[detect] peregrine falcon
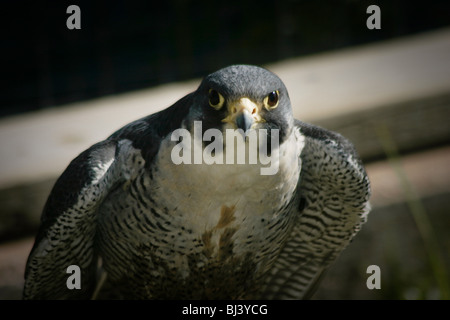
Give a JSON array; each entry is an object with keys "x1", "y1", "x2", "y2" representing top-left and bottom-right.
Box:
[{"x1": 23, "y1": 65, "x2": 371, "y2": 299}]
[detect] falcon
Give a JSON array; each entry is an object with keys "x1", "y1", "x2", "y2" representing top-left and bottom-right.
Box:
[{"x1": 23, "y1": 65, "x2": 371, "y2": 299}]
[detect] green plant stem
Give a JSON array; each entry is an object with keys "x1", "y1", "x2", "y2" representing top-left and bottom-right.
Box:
[{"x1": 376, "y1": 124, "x2": 449, "y2": 300}]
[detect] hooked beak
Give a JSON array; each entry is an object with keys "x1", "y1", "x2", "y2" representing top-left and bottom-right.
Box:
[
  {"x1": 236, "y1": 111, "x2": 254, "y2": 132},
  {"x1": 222, "y1": 97, "x2": 264, "y2": 132}
]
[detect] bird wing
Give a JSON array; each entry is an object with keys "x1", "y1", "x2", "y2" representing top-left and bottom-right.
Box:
[
  {"x1": 261, "y1": 120, "x2": 371, "y2": 299},
  {"x1": 23, "y1": 94, "x2": 193, "y2": 300},
  {"x1": 22, "y1": 139, "x2": 134, "y2": 299}
]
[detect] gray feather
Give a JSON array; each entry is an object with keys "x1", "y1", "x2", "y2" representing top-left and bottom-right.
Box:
[
  {"x1": 261, "y1": 120, "x2": 371, "y2": 299},
  {"x1": 23, "y1": 65, "x2": 371, "y2": 300}
]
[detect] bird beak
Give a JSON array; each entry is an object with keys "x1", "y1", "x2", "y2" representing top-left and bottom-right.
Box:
[
  {"x1": 236, "y1": 111, "x2": 254, "y2": 132},
  {"x1": 222, "y1": 97, "x2": 264, "y2": 132}
]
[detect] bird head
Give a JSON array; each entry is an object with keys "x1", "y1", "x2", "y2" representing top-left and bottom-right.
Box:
[{"x1": 186, "y1": 65, "x2": 294, "y2": 146}]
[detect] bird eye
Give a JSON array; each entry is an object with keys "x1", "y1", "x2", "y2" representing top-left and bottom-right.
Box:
[
  {"x1": 208, "y1": 89, "x2": 225, "y2": 109},
  {"x1": 264, "y1": 90, "x2": 279, "y2": 110}
]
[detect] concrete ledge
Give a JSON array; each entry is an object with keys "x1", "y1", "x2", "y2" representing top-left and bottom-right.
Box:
[{"x1": 315, "y1": 92, "x2": 450, "y2": 160}]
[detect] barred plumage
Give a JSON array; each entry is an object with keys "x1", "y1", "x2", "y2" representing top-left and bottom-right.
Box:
[{"x1": 23, "y1": 65, "x2": 370, "y2": 299}]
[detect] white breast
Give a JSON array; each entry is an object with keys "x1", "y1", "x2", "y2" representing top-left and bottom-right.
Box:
[{"x1": 151, "y1": 127, "x2": 304, "y2": 238}]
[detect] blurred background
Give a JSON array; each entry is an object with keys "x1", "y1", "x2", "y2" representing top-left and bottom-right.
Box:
[
  {"x1": 2, "y1": 0, "x2": 450, "y2": 116},
  {"x1": 0, "y1": 0, "x2": 449, "y2": 299}
]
